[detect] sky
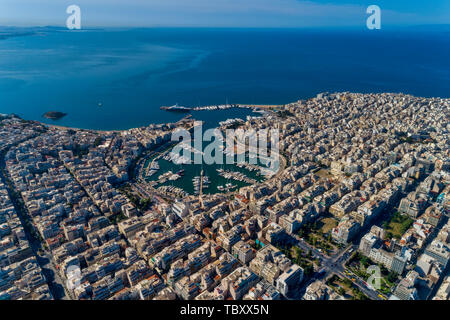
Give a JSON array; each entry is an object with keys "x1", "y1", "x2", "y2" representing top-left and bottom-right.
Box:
[{"x1": 0, "y1": 0, "x2": 449, "y2": 28}]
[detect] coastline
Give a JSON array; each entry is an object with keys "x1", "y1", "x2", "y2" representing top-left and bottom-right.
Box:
[
  {"x1": 39, "y1": 103, "x2": 279, "y2": 133},
  {"x1": 2, "y1": 27, "x2": 449, "y2": 132},
  {"x1": 9, "y1": 90, "x2": 449, "y2": 133},
  {"x1": 44, "y1": 123, "x2": 122, "y2": 134}
]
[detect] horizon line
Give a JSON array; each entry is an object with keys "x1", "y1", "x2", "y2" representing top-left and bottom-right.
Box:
[{"x1": 1, "y1": 23, "x2": 450, "y2": 29}]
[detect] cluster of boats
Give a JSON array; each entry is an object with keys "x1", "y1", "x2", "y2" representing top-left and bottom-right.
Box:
[
  {"x1": 192, "y1": 172, "x2": 210, "y2": 195},
  {"x1": 161, "y1": 103, "x2": 261, "y2": 113},
  {"x1": 157, "y1": 185, "x2": 188, "y2": 198},
  {"x1": 146, "y1": 160, "x2": 160, "y2": 177},
  {"x1": 236, "y1": 162, "x2": 262, "y2": 174},
  {"x1": 141, "y1": 142, "x2": 267, "y2": 196},
  {"x1": 170, "y1": 153, "x2": 192, "y2": 165},
  {"x1": 191, "y1": 104, "x2": 237, "y2": 111},
  {"x1": 216, "y1": 168, "x2": 257, "y2": 184},
  {"x1": 217, "y1": 183, "x2": 237, "y2": 192},
  {"x1": 164, "y1": 148, "x2": 200, "y2": 165},
  {"x1": 219, "y1": 118, "x2": 244, "y2": 127},
  {"x1": 157, "y1": 169, "x2": 184, "y2": 184}
]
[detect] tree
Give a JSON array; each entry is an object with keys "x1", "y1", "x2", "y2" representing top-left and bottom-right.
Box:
[
  {"x1": 294, "y1": 246, "x2": 303, "y2": 258},
  {"x1": 139, "y1": 198, "x2": 153, "y2": 210},
  {"x1": 304, "y1": 263, "x2": 314, "y2": 276},
  {"x1": 387, "y1": 271, "x2": 398, "y2": 283},
  {"x1": 360, "y1": 255, "x2": 369, "y2": 268}
]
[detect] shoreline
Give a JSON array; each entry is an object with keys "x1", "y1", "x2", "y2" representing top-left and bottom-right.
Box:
[
  {"x1": 38, "y1": 104, "x2": 278, "y2": 133},
  {"x1": 12, "y1": 91, "x2": 446, "y2": 133},
  {"x1": 45, "y1": 123, "x2": 122, "y2": 134}
]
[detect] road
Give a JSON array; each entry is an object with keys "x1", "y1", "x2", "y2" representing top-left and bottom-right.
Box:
[
  {"x1": 38, "y1": 251, "x2": 74, "y2": 300},
  {"x1": 0, "y1": 135, "x2": 71, "y2": 300},
  {"x1": 291, "y1": 234, "x2": 387, "y2": 300}
]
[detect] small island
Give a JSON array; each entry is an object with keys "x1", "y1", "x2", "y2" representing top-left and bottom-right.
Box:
[{"x1": 42, "y1": 111, "x2": 67, "y2": 120}]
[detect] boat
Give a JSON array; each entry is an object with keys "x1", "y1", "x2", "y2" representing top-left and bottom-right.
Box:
[
  {"x1": 160, "y1": 103, "x2": 191, "y2": 113},
  {"x1": 150, "y1": 162, "x2": 160, "y2": 170}
]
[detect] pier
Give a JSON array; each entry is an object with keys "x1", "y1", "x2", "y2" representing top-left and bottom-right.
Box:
[{"x1": 160, "y1": 103, "x2": 281, "y2": 113}]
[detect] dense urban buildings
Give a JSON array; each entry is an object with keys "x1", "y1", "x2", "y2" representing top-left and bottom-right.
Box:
[{"x1": 0, "y1": 92, "x2": 449, "y2": 300}]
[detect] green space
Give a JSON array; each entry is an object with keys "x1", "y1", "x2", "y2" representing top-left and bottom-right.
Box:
[
  {"x1": 315, "y1": 168, "x2": 333, "y2": 179},
  {"x1": 118, "y1": 185, "x2": 153, "y2": 211},
  {"x1": 317, "y1": 217, "x2": 338, "y2": 234},
  {"x1": 326, "y1": 274, "x2": 369, "y2": 300},
  {"x1": 347, "y1": 252, "x2": 398, "y2": 295},
  {"x1": 297, "y1": 219, "x2": 339, "y2": 255},
  {"x1": 382, "y1": 211, "x2": 414, "y2": 239}
]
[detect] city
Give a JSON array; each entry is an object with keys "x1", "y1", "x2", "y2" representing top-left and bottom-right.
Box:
[{"x1": 1, "y1": 92, "x2": 448, "y2": 301}]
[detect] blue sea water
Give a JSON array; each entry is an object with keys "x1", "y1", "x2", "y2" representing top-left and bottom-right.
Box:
[{"x1": 0, "y1": 27, "x2": 449, "y2": 130}]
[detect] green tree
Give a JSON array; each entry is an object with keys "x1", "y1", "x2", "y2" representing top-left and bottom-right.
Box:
[
  {"x1": 304, "y1": 263, "x2": 314, "y2": 276},
  {"x1": 294, "y1": 246, "x2": 303, "y2": 259},
  {"x1": 360, "y1": 255, "x2": 369, "y2": 268},
  {"x1": 387, "y1": 271, "x2": 398, "y2": 283}
]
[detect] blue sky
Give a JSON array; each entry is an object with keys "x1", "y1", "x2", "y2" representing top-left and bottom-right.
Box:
[{"x1": 0, "y1": 0, "x2": 448, "y2": 27}]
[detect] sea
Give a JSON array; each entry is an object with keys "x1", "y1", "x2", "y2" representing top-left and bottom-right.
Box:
[{"x1": 0, "y1": 26, "x2": 449, "y2": 131}]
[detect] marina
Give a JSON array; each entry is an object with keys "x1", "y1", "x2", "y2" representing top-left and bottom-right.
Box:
[
  {"x1": 137, "y1": 105, "x2": 273, "y2": 197},
  {"x1": 192, "y1": 170, "x2": 210, "y2": 195},
  {"x1": 140, "y1": 147, "x2": 267, "y2": 196}
]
